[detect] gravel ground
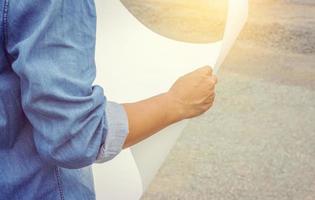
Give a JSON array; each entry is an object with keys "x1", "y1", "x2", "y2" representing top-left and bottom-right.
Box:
[{"x1": 124, "y1": 0, "x2": 315, "y2": 199}]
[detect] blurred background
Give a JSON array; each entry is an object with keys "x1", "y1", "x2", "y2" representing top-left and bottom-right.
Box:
[
  {"x1": 122, "y1": 0, "x2": 228, "y2": 43},
  {"x1": 123, "y1": 0, "x2": 315, "y2": 199}
]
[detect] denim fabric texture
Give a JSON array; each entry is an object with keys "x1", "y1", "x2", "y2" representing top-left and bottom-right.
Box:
[{"x1": 0, "y1": 0, "x2": 129, "y2": 199}]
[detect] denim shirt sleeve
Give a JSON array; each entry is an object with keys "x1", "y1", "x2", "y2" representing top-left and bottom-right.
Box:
[{"x1": 5, "y1": 0, "x2": 129, "y2": 169}]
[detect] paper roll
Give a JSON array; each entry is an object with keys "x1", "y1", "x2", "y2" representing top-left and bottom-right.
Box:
[{"x1": 93, "y1": 0, "x2": 248, "y2": 199}]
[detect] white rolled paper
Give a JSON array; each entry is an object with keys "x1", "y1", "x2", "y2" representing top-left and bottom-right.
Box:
[{"x1": 93, "y1": 0, "x2": 248, "y2": 199}]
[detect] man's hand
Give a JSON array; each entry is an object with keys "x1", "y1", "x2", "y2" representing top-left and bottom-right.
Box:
[{"x1": 167, "y1": 66, "x2": 218, "y2": 120}]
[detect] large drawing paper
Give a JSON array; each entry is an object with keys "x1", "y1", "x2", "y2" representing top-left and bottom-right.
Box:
[
  {"x1": 93, "y1": 0, "x2": 248, "y2": 199},
  {"x1": 214, "y1": 0, "x2": 249, "y2": 72}
]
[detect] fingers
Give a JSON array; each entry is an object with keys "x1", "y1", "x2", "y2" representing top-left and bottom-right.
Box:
[
  {"x1": 198, "y1": 66, "x2": 217, "y2": 85},
  {"x1": 207, "y1": 75, "x2": 218, "y2": 90},
  {"x1": 202, "y1": 95, "x2": 216, "y2": 113},
  {"x1": 205, "y1": 76, "x2": 217, "y2": 104},
  {"x1": 212, "y1": 75, "x2": 218, "y2": 84},
  {"x1": 197, "y1": 66, "x2": 213, "y2": 76},
  {"x1": 205, "y1": 90, "x2": 216, "y2": 103},
  {"x1": 205, "y1": 94, "x2": 215, "y2": 105}
]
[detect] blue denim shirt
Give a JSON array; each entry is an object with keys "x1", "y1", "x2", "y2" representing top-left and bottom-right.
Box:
[{"x1": 0, "y1": 0, "x2": 129, "y2": 199}]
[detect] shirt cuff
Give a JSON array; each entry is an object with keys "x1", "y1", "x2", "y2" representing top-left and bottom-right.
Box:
[{"x1": 96, "y1": 101, "x2": 129, "y2": 163}]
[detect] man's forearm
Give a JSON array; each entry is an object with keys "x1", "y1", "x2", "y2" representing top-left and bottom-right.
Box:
[{"x1": 122, "y1": 93, "x2": 183, "y2": 148}]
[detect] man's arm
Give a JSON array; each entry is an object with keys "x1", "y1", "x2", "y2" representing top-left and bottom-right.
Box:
[
  {"x1": 123, "y1": 66, "x2": 217, "y2": 148},
  {"x1": 6, "y1": 0, "x2": 128, "y2": 168},
  {"x1": 6, "y1": 0, "x2": 217, "y2": 168}
]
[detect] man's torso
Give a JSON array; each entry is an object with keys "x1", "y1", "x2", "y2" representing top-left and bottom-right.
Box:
[{"x1": 0, "y1": 1, "x2": 96, "y2": 199}]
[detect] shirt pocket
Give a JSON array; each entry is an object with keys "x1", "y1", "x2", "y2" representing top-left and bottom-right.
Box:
[{"x1": 0, "y1": 72, "x2": 26, "y2": 149}]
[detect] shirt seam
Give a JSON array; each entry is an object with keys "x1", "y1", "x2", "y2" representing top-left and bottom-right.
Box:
[
  {"x1": 3, "y1": 0, "x2": 14, "y2": 63},
  {"x1": 54, "y1": 167, "x2": 65, "y2": 200},
  {"x1": 3, "y1": 0, "x2": 8, "y2": 43}
]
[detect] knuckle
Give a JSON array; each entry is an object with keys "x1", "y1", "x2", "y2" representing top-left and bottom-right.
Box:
[
  {"x1": 201, "y1": 66, "x2": 213, "y2": 74},
  {"x1": 209, "y1": 79, "x2": 216, "y2": 86}
]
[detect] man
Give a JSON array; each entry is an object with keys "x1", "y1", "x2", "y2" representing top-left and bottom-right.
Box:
[{"x1": 0, "y1": 0, "x2": 217, "y2": 199}]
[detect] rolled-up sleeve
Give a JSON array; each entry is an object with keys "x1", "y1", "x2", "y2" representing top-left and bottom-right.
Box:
[
  {"x1": 96, "y1": 102, "x2": 129, "y2": 163},
  {"x1": 5, "y1": 0, "x2": 128, "y2": 169}
]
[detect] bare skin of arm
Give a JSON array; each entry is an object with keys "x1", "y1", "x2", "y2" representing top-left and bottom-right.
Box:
[{"x1": 123, "y1": 66, "x2": 217, "y2": 148}]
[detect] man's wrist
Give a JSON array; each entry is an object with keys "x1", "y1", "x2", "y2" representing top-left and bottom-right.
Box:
[{"x1": 162, "y1": 92, "x2": 186, "y2": 124}]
